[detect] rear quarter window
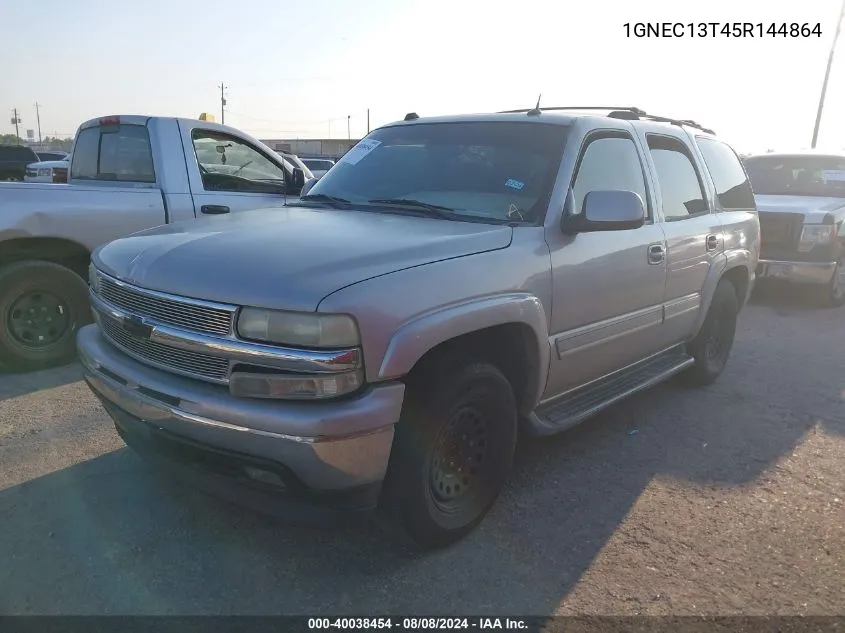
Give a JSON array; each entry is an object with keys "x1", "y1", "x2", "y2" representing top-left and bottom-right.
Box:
[
  {"x1": 70, "y1": 123, "x2": 155, "y2": 183},
  {"x1": 696, "y1": 137, "x2": 755, "y2": 210}
]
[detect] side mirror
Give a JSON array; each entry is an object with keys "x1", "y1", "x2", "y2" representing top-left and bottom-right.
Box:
[
  {"x1": 291, "y1": 167, "x2": 306, "y2": 190},
  {"x1": 562, "y1": 190, "x2": 645, "y2": 234}
]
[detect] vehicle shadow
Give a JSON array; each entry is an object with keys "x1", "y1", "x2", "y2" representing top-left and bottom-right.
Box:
[
  {"x1": 0, "y1": 362, "x2": 83, "y2": 402},
  {"x1": 0, "y1": 303, "x2": 840, "y2": 615}
]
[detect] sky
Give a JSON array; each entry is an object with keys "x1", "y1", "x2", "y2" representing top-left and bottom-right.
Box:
[{"x1": 1, "y1": 0, "x2": 843, "y2": 153}]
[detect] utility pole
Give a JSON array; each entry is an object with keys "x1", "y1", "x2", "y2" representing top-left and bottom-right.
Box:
[
  {"x1": 811, "y1": 0, "x2": 845, "y2": 148},
  {"x1": 10, "y1": 109, "x2": 21, "y2": 142},
  {"x1": 367, "y1": 108, "x2": 370, "y2": 134},
  {"x1": 218, "y1": 83, "x2": 227, "y2": 125},
  {"x1": 34, "y1": 102, "x2": 42, "y2": 144},
  {"x1": 347, "y1": 115, "x2": 350, "y2": 140}
]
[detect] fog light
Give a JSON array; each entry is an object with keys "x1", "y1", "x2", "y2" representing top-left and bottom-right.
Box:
[{"x1": 229, "y1": 370, "x2": 363, "y2": 400}]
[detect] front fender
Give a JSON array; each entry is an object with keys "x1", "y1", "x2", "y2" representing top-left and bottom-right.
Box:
[{"x1": 379, "y1": 293, "x2": 551, "y2": 406}]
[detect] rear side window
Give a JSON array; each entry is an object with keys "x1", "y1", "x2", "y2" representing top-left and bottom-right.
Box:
[
  {"x1": 696, "y1": 138, "x2": 755, "y2": 210},
  {"x1": 647, "y1": 135, "x2": 708, "y2": 220},
  {"x1": 70, "y1": 124, "x2": 155, "y2": 183}
]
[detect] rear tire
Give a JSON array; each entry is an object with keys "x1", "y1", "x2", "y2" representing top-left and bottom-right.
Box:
[
  {"x1": 384, "y1": 358, "x2": 518, "y2": 549},
  {"x1": 680, "y1": 280, "x2": 739, "y2": 387},
  {"x1": 0, "y1": 260, "x2": 91, "y2": 371}
]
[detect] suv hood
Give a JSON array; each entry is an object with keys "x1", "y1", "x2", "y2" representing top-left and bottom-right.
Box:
[
  {"x1": 755, "y1": 194, "x2": 845, "y2": 223},
  {"x1": 93, "y1": 205, "x2": 513, "y2": 312}
]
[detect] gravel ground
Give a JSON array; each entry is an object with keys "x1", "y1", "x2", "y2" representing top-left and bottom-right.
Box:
[{"x1": 0, "y1": 284, "x2": 842, "y2": 616}]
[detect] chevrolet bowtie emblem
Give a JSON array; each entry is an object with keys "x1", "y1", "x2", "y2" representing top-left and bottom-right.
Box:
[{"x1": 122, "y1": 315, "x2": 153, "y2": 339}]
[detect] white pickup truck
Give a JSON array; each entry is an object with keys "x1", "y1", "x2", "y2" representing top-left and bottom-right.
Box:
[{"x1": 0, "y1": 114, "x2": 313, "y2": 370}]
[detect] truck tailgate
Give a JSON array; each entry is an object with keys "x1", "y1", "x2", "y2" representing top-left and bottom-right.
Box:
[{"x1": 0, "y1": 182, "x2": 166, "y2": 252}]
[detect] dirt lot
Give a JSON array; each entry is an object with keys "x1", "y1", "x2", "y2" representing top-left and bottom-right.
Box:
[{"x1": 0, "y1": 284, "x2": 842, "y2": 616}]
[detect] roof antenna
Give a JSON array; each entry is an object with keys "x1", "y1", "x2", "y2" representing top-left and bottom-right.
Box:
[{"x1": 527, "y1": 94, "x2": 542, "y2": 116}]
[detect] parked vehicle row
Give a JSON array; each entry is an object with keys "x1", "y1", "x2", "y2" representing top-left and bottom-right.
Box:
[
  {"x1": 0, "y1": 145, "x2": 40, "y2": 181},
  {"x1": 75, "y1": 106, "x2": 760, "y2": 548},
  {"x1": 0, "y1": 115, "x2": 313, "y2": 370},
  {"x1": 742, "y1": 151, "x2": 845, "y2": 305}
]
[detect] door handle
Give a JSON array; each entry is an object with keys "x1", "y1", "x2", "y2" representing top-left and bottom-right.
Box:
[
  {"x1": 706, "y1": 234, "x2": 719, "y2": 252},
  {"x1": 201, "y1": 204, "x2": 230, "y2": 215},
  {"x1": 647, "y1": 243, "x2": 665, "y2": 265}
]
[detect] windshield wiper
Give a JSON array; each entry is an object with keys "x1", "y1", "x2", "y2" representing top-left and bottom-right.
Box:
[
  {"x1": 367, "y1": 198, "x2": 456, "y2": 219},
  {"x1": 299, "y1": 193, "x2": 352, "y2": 205}
]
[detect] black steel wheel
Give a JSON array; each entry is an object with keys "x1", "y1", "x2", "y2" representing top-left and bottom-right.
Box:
[
  {"x1": 0, "y1": 260, "x2": 91, "y2": 371},
  {"x1": 384, "y1": 358, "x2": 517, "y2": 549},
  {"x1": 680, "y1": 280, "x2": 739, "y2": 387}
]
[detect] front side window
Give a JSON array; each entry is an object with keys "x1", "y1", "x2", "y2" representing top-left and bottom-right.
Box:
[
  {"x1": 571, "y1": 135, "x2": 648, "y2": 216},
  {"x1": 696, "y1": 137, "x2": 755, "y2": 210},
  {"x1": 192, "y1": 131, "x2": 287, "y2": 193},
  {"x1": 306, "y1": 121, "x2": 569, "y2": 224},
  {"x1": 647, "y1": 135, "x2": 708, "y2": 220},
  {"x1": 743, "y1": 154, "x2": 845, "y2": 198}
]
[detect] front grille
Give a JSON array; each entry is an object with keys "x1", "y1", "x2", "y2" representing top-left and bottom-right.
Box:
[
  {"x1": 26, "y1": 169, "x2": 37, "y2": 177},
  {"x1": 97, "y1": 273, "x2": 235, "y2": 336},
  {"x1": 100, "y1": 312, "x2": 230, "y2": 382}
]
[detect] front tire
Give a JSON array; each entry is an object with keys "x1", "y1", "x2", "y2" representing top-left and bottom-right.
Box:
[
  {"x1": 0, "y1": 260, "x2": 91, "y2": 371},
  {"x1": 680, "y1": 280, "x2": 739, "y2": 387},
  {"x1": 822, "y1": 258, "x2": 845, "y2": 307},
  {"x1": 384, "y1": 359, "x2": 518, "y2": 549}
]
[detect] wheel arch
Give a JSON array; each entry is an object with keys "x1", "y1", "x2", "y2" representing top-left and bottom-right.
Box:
[{"x1": 0, "y1": 236, "x2": 91, "y2": 280}]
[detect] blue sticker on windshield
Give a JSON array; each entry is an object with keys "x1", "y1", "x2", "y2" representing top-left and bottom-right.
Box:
[{"x1": 505, "y1": 178, "x2": 525, "y2": 190}]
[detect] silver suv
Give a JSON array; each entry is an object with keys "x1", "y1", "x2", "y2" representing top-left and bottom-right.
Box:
[{"x1": 77, "y1": 106, "x2": 760, "y2": 548}]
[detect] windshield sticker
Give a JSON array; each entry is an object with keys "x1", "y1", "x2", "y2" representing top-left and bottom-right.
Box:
[
  {"x1": 341, "y1": 139, "x2": 382, "y2": 166},
  {"x1": 821, "y1": 170, "x2": 845, "y2": 182},
  {"x1": 505, "y1": 178, "x2": 525, "y2": 190}
]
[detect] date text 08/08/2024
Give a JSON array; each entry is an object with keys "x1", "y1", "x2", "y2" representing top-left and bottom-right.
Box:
[
  {"x1": 308, "y1": 618, "x2": 530, "y2": 630},
  {"x1": 624, "y1": 22, "x2": 822, "y2": 38}
]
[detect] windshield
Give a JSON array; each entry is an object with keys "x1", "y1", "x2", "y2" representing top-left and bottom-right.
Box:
[
  {"x1": 306, "y1": 121, "x2": 569, "y2": 224},
  {"x1": 744, "y1": 154, "x2": 845, "y2": 198}
]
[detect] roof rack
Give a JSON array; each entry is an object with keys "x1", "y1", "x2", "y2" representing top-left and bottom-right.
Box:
[{"x1": 498, "y1": 106, "x2": 715, "y2": 135}]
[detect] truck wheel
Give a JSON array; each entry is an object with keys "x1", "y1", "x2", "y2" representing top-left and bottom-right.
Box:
[
  {"x1": 823, "y1": 258, "x2": 845, "y2": 307},
  {"x1": 0, "y1": 261, "x2": 91, "y2": 371},
  {"x1": 384, "y1": 359, "x2": 518, "y2": 549},
  {"x1": 680, "y1": 280, "x2": 739, "y2": 387}
]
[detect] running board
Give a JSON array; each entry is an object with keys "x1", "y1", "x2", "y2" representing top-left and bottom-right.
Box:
[{"x1": 526, "y1": 346, "x2": 694, "y2": 436}]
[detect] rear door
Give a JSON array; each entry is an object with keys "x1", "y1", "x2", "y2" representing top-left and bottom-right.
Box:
[
  {"x1": 179, "y1": 122, "x2": 293, "y2": 216},
  {"x1": 636, "y1": 128, "x2": 724, "y2": 345}
]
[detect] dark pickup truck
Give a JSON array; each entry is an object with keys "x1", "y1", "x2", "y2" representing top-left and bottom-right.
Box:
[{"x1": 0, "y1": 145, "x2": 40, "y2": 181}]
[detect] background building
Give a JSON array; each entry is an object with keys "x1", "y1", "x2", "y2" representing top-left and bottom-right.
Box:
[{"x1": 260, "y1": 138, "x2": 360, "y2": 160}]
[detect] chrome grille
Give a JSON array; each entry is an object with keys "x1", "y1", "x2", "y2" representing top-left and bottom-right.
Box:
[
  {"x1": 99, "y1": 312, "x2": 229, "y2": 382},
  {"x1": 97, "y1": 273, "x2": 235, "y2": 336}
]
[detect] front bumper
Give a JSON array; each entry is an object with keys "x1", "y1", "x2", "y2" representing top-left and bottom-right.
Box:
[
  {"x1": 77, "y1": 324, "x2": 404, "y2": 515},
  {"x1": 756, "y1": 259, "x2": 836, "y2": 285}
]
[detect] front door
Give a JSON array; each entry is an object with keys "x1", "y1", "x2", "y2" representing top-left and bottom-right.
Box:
[
  {"x1": 544, "y1": 132, "x2": 668, "y2": 397},
  {"x1": 181, "y1": 124, "x2": 291, "y2": 216}
]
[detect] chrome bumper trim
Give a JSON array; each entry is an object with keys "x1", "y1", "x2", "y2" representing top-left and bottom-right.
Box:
[
  {"x1": 91, "y1": 292, "x2": 361, "y2": 376},
  {"x1": 757, "y1": 259, "x2": 836, "y2": 285}
]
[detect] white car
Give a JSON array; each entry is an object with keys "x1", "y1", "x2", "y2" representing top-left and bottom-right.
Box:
[
  {"x1": 302, "y1": 157, "x2": 335, "y2": 178},
  {"x1": 24, "y1": 154, "x2": 70, "y2": 183}
]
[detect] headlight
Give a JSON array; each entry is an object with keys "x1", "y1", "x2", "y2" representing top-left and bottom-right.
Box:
[
  {"x1": 798, "y1": 224, "x2": 836, "y2": 252},
  {"x1": 237, "y1": 307, "x2": 359, "y2": 348},
  {"x1": 88, "y1": 263, "x2": 100, "y2": 292}
]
